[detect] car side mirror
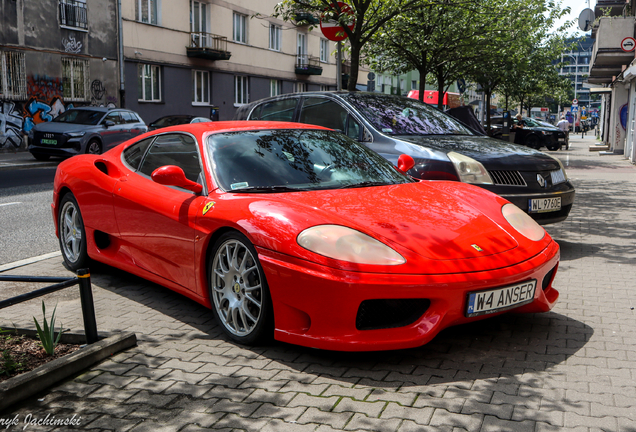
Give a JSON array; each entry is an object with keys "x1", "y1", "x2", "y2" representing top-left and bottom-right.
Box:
[
  {"x1": 151, "y1": 165, "x2": 203, "y2": 194},
  {"x1": 397, "y1": 154, "x2": 415, "y2": 173},
  {"x1": 103, "y1": 120, "x2": 115, "y2": 128}
]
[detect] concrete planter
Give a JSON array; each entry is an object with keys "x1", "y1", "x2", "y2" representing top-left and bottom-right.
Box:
[{"x1": 0, "y1": 329, "x2": 136, "y2": 411}]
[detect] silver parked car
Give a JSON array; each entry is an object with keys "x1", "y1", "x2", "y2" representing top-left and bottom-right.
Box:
[{"x1": 28, "y1": 107, "x2": 147, "y2": 160}]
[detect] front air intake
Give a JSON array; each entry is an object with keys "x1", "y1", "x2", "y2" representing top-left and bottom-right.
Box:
[{"x1": 356, "y1": 299, "x2": 430, "y2": 330}]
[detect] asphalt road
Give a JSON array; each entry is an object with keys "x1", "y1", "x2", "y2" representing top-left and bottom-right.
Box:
[{"x1": 0, "y1": 167, "x2": 59, "y2": 265}]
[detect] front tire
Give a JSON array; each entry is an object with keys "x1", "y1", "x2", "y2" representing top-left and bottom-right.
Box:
[
  {"x1": 86, "y1": 139, "x2": 102, "y2": 155},
  {"x1": 525, "y1": 135, "x2": 541, "y2": 150},
  {"x1": 208, "y1": 232, "x2": 273, "y2": 345},
  {"x1": 58, "y1": 193, "x2": 89, "y2": 271}
]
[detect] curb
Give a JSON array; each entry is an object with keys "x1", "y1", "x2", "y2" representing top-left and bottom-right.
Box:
[{"x1": 0, "y1": 330, "x2": 137, "y2": 411}]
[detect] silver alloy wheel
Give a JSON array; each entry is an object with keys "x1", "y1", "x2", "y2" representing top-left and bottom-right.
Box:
[
  {"x1": 60, "y1": 200, "x2": 83, "y2": 263},
  {"x1": 87, "y1": 140, "x2": 101, "y2": 154},
  {"x1": 211, "y1": 239, "x2": 263, "y2": 337}
]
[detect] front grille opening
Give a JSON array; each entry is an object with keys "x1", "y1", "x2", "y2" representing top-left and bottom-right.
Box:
[
  {"x1": 542, "y1": 265, "x2": 557, "y2": 291},
  {"x1": 94, "y1": 230, "x2": 111, "y2": 249},
  {"x1": 489, "y1": 170, "x2": 527, "y2": 186},
  {"x1": 356, "y1": 299, "x2": 430, "y2": 330}
]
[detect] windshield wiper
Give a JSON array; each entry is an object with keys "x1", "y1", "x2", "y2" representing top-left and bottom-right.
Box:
[
  {"x1": 336, "y1": 181, "x2": 394, "y2": 189},
  {"x1": 231, "y1": 185, "x2": 311, "y2": 193}
]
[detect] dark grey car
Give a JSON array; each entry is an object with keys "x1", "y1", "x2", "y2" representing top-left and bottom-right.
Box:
[
  {"x1": 235, "y1": 92, "x2": 575, "y2": 225},
  {"x1": 28, "y1": 107, "x2": 147, "y2": 160}
]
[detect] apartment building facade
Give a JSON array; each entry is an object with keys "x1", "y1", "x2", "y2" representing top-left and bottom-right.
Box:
[
  {"x1": 122, "y1": 0, "x2": 353, "y2": 124},
  {"x1": 0, "y1": 0, "x2": 120, "y2": 150}
]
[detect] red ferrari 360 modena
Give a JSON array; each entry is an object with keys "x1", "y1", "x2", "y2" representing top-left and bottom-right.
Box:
[{"x1": 52, "y1": 121, "x2": 559, "y2": 351}]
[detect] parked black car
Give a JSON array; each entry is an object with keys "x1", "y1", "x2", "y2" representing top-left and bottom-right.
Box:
[
  {"x1": 490, "y1": 116, "x2": 567, "y2": 151},
  {"x1": 235, "y1": 92, "x2": 575, "y2": 225},
  {"x1": 147, "y1": 115, "x2": 213, "y2": 131},
  {"x1": 28, "y1": 107, "x2": 147, "y2": 160}
]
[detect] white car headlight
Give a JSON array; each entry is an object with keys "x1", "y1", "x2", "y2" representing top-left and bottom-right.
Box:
[
  {"x1": 297, "y1": 225, "x2": 405, "y2": 265},
  {"x1": 66, "y1": 132, "x2": 86, "y2": 138},
  {"x1": 545, "y1": 153, "x2": 568, "y2": 180},
  {"x1": 502, "y1": 203, "x2": 545, "y2": 241},
  {"x1": 447, "y1": 151, "x2": 493, "y2": 184}
]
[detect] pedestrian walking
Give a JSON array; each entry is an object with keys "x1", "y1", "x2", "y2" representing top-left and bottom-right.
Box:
[{"x1": 557, "y1": 115, "x2": 570, "y2": 150}]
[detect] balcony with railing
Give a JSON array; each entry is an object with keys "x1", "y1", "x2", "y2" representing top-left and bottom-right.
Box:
[
  {"x1": 295, "y1": 55, "x2": 323, "y2": 75},
  {"x1": 589, "y1": 16, "x2": 636, "y2": 84},
  {"x1": 187, "y1": 33, "x2": 232, "y2": 61},
  {"x1": 59, "y1": 0, "x2": 88, "y2": 30}
]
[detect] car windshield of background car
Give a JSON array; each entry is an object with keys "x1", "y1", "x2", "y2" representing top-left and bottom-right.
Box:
[
  {"x1": 152, "y1": 116, "x2": 192, "y2": 127},
  {"x1": 347, "y1": 94, "x2": 475, "y2": 137},
  {"x1": 208, "y1": 129, "x2": 413, "y2": 192},
  {"x1": 52, "y1": 110, "x2": 103, "y2": 125}
]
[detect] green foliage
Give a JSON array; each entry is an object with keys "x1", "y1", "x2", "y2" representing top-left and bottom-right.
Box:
[
  {"x1": 33, "y1": 302, "x2": 63, "y2": 356},
  {"x1": 0, "y1": 350, "x2": 20, "y2": 376}
]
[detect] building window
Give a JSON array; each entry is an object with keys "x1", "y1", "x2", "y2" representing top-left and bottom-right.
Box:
[
  {"x1": 0, "y1": 51, "x2": 27, "y2": 100},
  {"x1": 411, "y1": 80, "x2": 417, "y2": 90},
  {"x1": 235, "y1": 76, "x2": 249, "y2": 105},
  {"x1": 62, "y1": 57, "x2": 89, "y2": 101},
  {"x1": 269, "y1": 79, "x2": 282, "y2": 97},
  {"x1": 297, "y1": 32, "x2": 307, "y2": 66},
  {"x1": 320, "y1": 85, "x2": 329, "y2": 92},
  {"x1": 193, "y1": 70, "x2": 209, "y2": 105},
  {"x1": 320, "y1": 39, "x2": 329, "y2": 63},
  {"x1": 293, "y1": 82, "x2": 306, "y2": 93},
  {"x1": 233, "y1": 13, "x2": 247, "y2": 43},
  {"x1": 59, "y1": 0, "x2": 88, "y2": 30},
  {"x1": 191, "y1": 1, "x2": 208, "y2": 33},
  {"x1": 138, "y1": 64, "x2": 161, "y2": 102},
  {"x1": 136, "y1": 0, "x2": 158, "y2": 25},
  {"x1": 269, "y1": 24, "x2": 281, "y2": 51}
]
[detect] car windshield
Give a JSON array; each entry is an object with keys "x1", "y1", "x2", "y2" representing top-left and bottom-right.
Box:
[
  {"x1": 346, "y1": 94, "x2": 475, "y2": 136},
  {"x1": 208, "y1": 129, "x2": 413, "y2": 192},
  {"x1": 52, "y1": 110, "x2": 104, "y2": 125},
  {"x1": 523, "y1": 118, "x2": 543, "y2": 127}
]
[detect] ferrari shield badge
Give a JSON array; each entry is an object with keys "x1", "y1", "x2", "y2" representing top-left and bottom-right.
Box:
[
  {"x1": 471, "y1": 244, "x2": 483, "y2": 252},
  {"x1": 202, "y1": 201, "x2": 215, "y2": 215}
]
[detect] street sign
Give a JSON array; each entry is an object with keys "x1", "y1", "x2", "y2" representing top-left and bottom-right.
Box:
[
  {"x1": 621, "y1": 37, "x2": 636, "y2": 52},
  {"x1": 571, "y1": 106, "x2": 579, "y2": 112},
  {"x1": 572, "y1": 98, "x2": 578, "y2": 105},
  {"x1": 320, "y1": 2, "x2": 355, "y2": 42}
]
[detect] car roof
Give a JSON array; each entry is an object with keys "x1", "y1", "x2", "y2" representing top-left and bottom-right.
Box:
[{"x1": 68, "y1": 106, "x2": 130, "y2": 113}]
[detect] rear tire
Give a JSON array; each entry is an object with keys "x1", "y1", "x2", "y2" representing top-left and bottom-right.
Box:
[{"x1": 58, "y1": 193, "x2": 89, "y2": 271}]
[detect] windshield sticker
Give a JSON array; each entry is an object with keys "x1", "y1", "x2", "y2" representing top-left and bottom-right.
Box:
[
  {"x1": 202, "y1": 201, "x2": 215, "y2": 215},
  {"x1": 382, "y1": 128, "x2": 393, "y2": 133},
  {"x1": 231, "y1": 182, "x2": 249, "y2": 190}
]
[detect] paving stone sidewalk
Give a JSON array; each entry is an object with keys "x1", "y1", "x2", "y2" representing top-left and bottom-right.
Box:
[{"x1": 1, "y1": 135, "x2": 635, "y2": 432}]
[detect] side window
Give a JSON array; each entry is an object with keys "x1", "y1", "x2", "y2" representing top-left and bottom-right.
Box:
[
  {"x1": 138, "y1": 134, "x2": 202, "y2": 184},
  {"x1": 258, "y1": 99, "x2": 298, "y2": 122},
  {"x1": 104, "y1": 112, "x2": 123, "y2": 125},
  {"x1": 300, "y1": 98, "x2": 348, "y2": 132},
  {"x1": 346, "y1": 115, "x2": 361, "y2": 140},
  {"x1": 123, "y1": 137, "x2": 154, "y2": 170},
  {"x1": 121, "y1": 112, "x2": 137, "y2": 123}
]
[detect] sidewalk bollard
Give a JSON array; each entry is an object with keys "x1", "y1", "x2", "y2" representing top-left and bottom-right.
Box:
[{"x1": 77, "y1": 268, "x2": 98, "y2": 344}]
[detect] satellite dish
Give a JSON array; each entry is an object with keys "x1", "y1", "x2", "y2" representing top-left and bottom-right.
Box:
[{"x1": 579, "y1": 8, "x2": 595, "y2": 32}]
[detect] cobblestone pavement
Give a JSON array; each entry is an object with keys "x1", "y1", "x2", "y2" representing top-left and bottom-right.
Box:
[{"x1": 1, "y1": 135, "x2": 635, "y2": 432}]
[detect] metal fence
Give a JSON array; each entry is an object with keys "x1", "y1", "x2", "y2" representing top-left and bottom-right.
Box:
[{"x1": 0, "y1": 268, "x2": 98, "y2": 344}]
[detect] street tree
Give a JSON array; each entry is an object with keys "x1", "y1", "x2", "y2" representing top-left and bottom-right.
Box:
[{"x1": 272, "y1": 0, "x2": 427, "y2": 91}]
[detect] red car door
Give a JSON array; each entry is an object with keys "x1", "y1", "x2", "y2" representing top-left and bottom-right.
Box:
[{"x1": 113, "y1": 133, "x2": 206, "y2": 291}]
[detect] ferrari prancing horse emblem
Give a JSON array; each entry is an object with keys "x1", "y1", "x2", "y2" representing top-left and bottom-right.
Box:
[
  {"x1": 471, "y1": 244, "x2": 483, "y2": 252},
  {"x1": 202, "y1": 201, "x2": 216, "y2": 215}
]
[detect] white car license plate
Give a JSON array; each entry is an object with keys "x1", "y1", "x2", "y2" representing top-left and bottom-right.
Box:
[
  {"x1": 529, "y1": 197, "x2": 561, "y2": 213},
  {"x1": 41, "y1": 138, "x2": 57, "y2": 145},
  {"x1": 466, "y1": 280, "x2": 537, "y2": 317}
]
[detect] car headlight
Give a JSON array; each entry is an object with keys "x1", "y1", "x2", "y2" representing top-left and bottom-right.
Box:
[
  {"x1": 502, "y1": 203, "x2": 545, "y2": 241},
  {"x1": 447, "y1": 151, "x2": 493, "y2": 184},
  {"x1": 297, "y1": 225, "x2": 405, "y2": 265},
  {"x1": 545, "y1": 153, "x2": 568, "y2": 180},
  {"x1": 66, "y1": 132, "x2": 86, "y2": 138}
]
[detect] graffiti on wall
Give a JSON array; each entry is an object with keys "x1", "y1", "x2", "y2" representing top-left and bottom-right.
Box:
[
  {"x1": 62, "y1": 35, "x2": 82, "y2": 54},
  {"x1": 23, "y1": 97, "x2": 71, "y2": 133},
  {"x1": 0, "y1": 101, "x2": 24, "y2": 149},
  {"x1": 27, "y1": 75, "x2": 63, "y2": 102}
]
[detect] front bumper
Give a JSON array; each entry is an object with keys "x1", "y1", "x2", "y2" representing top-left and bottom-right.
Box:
[
  {"x1": 258, "y1": 240, "x2": 560, "y2": 351},
  {"x1": 502, "y1": 187, "x2": 575, "y2": 225},
  {"x1": 29, "y1": 144, "x2": 81, "y2": 158}
]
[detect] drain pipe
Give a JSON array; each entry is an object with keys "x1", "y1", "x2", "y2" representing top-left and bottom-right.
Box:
[{"x1": 117, "y1": 0, "x2": 125, "y2": 108}]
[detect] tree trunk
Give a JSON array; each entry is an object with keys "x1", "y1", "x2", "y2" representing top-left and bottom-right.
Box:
[
  {"x1": 347, "y1": 42, "x2": 362, "y2": 91},
  {"x1": 436, "y1": 66, "x2": 445, "y2": 111},
  {"x1": 485, "y1": 90, "x2": 492, "y2": 132}
]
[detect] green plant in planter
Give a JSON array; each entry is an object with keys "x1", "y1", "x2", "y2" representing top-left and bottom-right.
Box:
[
  {"x1": 33, "y1": 302, "x2": 63, "y2": 355},
  {"x1": 0, "y1": 350, "x2": 20, "y2": 376}
]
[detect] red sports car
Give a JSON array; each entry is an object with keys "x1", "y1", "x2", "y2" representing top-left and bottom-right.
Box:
[{"x1": 53, "y1": 121, "x2": 559, "y2": 351}]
